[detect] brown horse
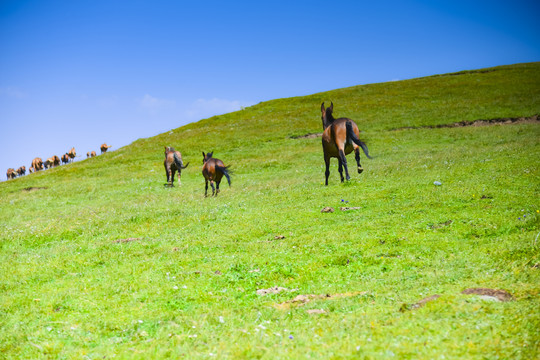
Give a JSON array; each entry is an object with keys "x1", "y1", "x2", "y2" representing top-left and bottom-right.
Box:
[
  {"x1": 202, "y1": 152, "x2": 231, "y2": 196},
  {"x1": 164, "y1": 146, "x2": 189, "y2": 186},
  {"x1": 61, "y1": 153, "x2": 70, "y2": 164},
  {"x1": 100, "y1": 144, "x2": 112, "y2": 154},
  {"x1": 6, "y1": 168, "x2": 16, "y2": 180},
  {"x1": 31, "y1": 157, "x2": 43, "y2": 171},
  {"x1": 45, "y1": 155, "x2": 60, "y2": 169},
  {"x1": 321, "y1": 102, "x2": 371, "y2": 185},
  {"x1": 17, "y1": 166, "x2": 26, "y2": 176},
  {"x1": 68, "y1": 147, "x2": 76, "y2": 162},
  {"x1": 91, "y1": 151, "x2": 96, "y2": 157}
]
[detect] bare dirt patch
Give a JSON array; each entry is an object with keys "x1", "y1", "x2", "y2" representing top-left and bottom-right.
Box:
[
  {"x1": 257, "y1": 286, "x2": 297, "y2": 296},
  {"x1": 429, "y1": 220, "x2": 453, "y2": 230},
  {"x1": 400, "y1": 294, "x2": 441, "y2": 312},
  {"x1": 290, "y1": 133, "x2": 322, "y2": 139},
  {"x1": 340, "y1": 207, "x2": 361, "y2": 211},
  {"x1": 461, "y1": 288, "x2": 513, "y2": 302},
  {"x1": 274, "y1": 291, "x2": 367, "y2": 310},
  {"x1": 391, "y1": 115, "x2": 539, "y2": 131},
  {"x1": 114, "y1": 237, "x2": 142, "y2": 243},
  {"x1": 22, "y1": 187, "x2": 48, "y2": 192}
]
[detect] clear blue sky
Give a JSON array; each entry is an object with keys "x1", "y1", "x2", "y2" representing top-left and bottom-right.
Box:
[{"x1": 1, "y1": 0, "x2": 539, "y2": 179}]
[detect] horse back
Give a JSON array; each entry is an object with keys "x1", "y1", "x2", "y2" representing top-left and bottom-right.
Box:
[
  {"x1": 202, "y1": 158, "x2": 224, "y2": 181},
  {"x1": 164, "y1": 151, "x2": 180, "y2": 169},
  {"x1": 322, "y1": 118, "x2": 358, "y2": 156}
]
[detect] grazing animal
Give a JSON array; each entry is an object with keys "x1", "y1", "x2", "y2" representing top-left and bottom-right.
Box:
[
  {"x1": 87, "y1": 152, "x2": 90, "y2": 158},
  {"x1": 320, "y1": 102, "x2": 372, "y2": 185},
  {"x1": 68, "y1": 147, "x2": 76, "y2": 162},
  {"x1": 164, "y1": 146, "x2": 189, "y2": 187},
  {"x1": 90, "y1": 151, "x2": 96, "y2": 157},
  {"x1": 17, "y1": 166, "x2": 26, "y2": 176},
  {"x1": 202, "y1": 151, "x2": 231, "y2": 197},
  {"x1": 6, "y1": 168, "x2": 17, "y2": 180},
  {"x1": 31, "y1": 157, "x2": 43, "y2": 171},
  {"x1": 61, "y1": 153, "x2": 70, "y2": 164},
  {"x1": 100, "y1": 143, "x2": 112, "y2": 154},
  {"x1": 45, "y1": 155, "x2": 60, "y2": 169}
]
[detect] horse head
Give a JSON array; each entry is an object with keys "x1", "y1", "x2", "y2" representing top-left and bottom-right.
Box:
[
  {"x1": 321, "y1": 102, "x2": 335, "y2": 129},
  {"x1": 202, "y1": 151, "x2": 213, "y2": 163}
]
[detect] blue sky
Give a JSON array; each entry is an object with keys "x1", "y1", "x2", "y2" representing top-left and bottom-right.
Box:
[{"x1": 1, "y1": 0, "x2": 539, "y2": 179}]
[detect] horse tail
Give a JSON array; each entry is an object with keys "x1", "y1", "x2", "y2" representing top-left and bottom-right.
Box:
[
  {"x1": 216, "y1": 165, "x2": 232, "y2": 186},
  {"x1": 346, "y1": 120, "x2": 372, "y2": 159},
  {"x1": 173, "y1": 152, "x2": 189, "y2": 170}
]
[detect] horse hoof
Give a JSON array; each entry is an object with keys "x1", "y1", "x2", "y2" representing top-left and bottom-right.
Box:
[{"x1": 358, "y1": 167, "x2": 363, "y2": 174}]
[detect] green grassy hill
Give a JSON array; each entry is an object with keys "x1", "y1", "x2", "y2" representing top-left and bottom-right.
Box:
[{"x1": 1, "y1": 62, "x2": 539, "y2": 359}]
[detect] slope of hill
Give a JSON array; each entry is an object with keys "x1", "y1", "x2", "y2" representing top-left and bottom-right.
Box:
[{"x1": 1, "y1": 62, "x2": 539, "y2": 359}]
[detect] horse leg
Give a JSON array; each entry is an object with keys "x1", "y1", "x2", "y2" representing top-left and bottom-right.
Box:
[
  {"x1": 339, "y1": 148, "x2": 350, "y2": 181},
  {"x1": 216, "y1": 179, "x2": 221, "y2": 195},
  {"x1": 165, "y1": 165, "x2": 171, "y2": 185},
  {"x1": 324, "y1": 154, "x2": 330, "y2": 186},
  {"x1": 205, "y1": 179, "x2": 209, "y2": 197},
  {"x1": 338, "y1": 158, "x2": 345, "y2": 183},
  {"x1": 210, "y1": 180, "x2": 216, "y2": 196},
  {"x1": 354, "y1": 146, "x2": 363, "y2": 174},
  {"x1": 171, "y1": 169, "x2": 176, "y2": 187}
]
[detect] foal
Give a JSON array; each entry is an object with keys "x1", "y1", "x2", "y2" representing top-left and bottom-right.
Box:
[
  {"x1": 321, "y1": 102, "x2": 372, "y2": 185},
  {"x1": 202, "y1": 152, "x2": 231, "y2": 196},
  {"x1": 164, "y1": 146, "x2": 189, "y2": 186}
]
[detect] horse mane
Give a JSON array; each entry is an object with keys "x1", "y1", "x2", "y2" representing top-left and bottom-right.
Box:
[{"x1": 322, "y1": 102, "x2": 337, "y2": 129}]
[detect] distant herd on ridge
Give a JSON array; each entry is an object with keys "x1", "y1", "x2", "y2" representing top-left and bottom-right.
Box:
[
  {"x1": 5, "y1": 103, "x2": 372, "y2": 194},
  {"x1": 6, "y1": 143, "x2": 112, "y2": 180}
]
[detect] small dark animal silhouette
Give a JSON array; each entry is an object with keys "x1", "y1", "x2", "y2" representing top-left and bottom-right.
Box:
[
  {"x1": 6, "y1": 168, "x2": 16, "y2": 180},
  {"x1": 163, "y1": 146, "x2": 189, "y2": 186},
  {"x1": 68, "y1": 147, "x2": 76, "y2": 162},
  {"x1": 90, "y1": 151, "x2": 96, "y2": 157},
  {"x1": 61, "y1": 153, "x2": 70, "y2": 164},
  {"x1": 17, "y1": 166, "x2": 26, "y2": 176},
  {"x1": 100, "y1": 144, "x2": 112, "y2": 154},
  {"x1": 202, "y1": 151, "x2": 231, "y2": 197},
  {"x1": 321, "y1": 102, "x2": 372, "y2": 185},
  {"x1": 31, "y1": 157, "x2": 43, "y2": 171}
]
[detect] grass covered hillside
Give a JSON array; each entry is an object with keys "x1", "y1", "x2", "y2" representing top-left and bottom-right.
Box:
[{"x1": 1, "y1": 62, "x2": 539, "y2": 359}]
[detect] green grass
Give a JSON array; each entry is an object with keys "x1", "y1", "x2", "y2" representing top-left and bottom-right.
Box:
[{"x1": 1, "y1": 62, "x2": 539, "y2": 359}]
